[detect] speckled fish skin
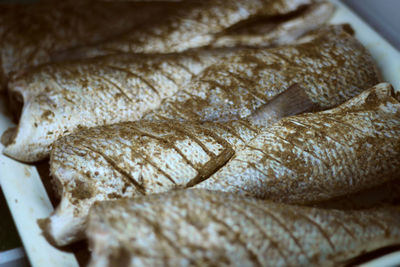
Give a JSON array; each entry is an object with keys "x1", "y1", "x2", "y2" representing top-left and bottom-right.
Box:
[
  {"x1": 41, "y1": 112, "x2": 266, "y2": 246},
  {"x1": 38, "y1": 25, "x2": 382, "y2": 246},
  {"x1": 57, "y1": 0, "x2": 314, "y2": 60},
  {"x1": 42, "y1": 84, "x2": 394, "y2": 247},
  {"x1": 2, "y1": 24, "x2": 379, "y2": 163},
  {"x1": 0, "y1": 1, "x2": 178, "y2": 90},
  {"x1": 87, "y1": 189, "x2": 400, "y2": 267},
  {"x1": 211, "y1": 2, "x2": 335, "y2": 49},
  {"x1": 2, "y1": 49, "x2": 233, "y2": 162},
  {"x1": 196, "y1": 83, "x2": 400, "y2": 204},
  {"x1": 142, "y1": 25, "x2": 380, "y2": 123}
]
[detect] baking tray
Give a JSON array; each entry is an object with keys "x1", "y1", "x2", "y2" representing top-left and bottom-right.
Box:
[{"x1": 0, "y1": 0, "x2": 399, "y2": 266}]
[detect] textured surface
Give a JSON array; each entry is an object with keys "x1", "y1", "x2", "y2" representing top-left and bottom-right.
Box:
[
  {"x1": 197, "y1": 83, "x2": 400, "y2": 204},
  {"x1": 0, "y1": 0, "x2": 335, "y2": 91},
  {"x1": 0, "y1": 1, "x2": 399, "y2": 266},
  {"x1": 58, "y1": 0, "x2": 313, "y2": 59},
  {"x1": 87, "y1": 189, "x2": 400, "y2": 267},
  {"x1": 2, "y1": 25, "x2": 380, "y2": 162},
  {"x1": 143, "y1": 25, "x2": 380, "y2": 122},
  {"x1": 41, "y1": 83, "x2": 393, "y2": 246},
  {"x1": 3, "y1": 49, "x2": 227, "y2": 161},
  {"x1": 0, "y1": 1, "x2": 175, "y2": 89},
  {"x1": 210, "y1": 2, "x2": 335, "y2": 49}
]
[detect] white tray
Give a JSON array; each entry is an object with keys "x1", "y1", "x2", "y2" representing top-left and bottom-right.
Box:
[{"x1": 0, "y1": 1, "x2": 399, "y2": 266}]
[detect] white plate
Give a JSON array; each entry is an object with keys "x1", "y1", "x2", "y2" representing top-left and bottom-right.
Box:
[{"x1": 0, "y1": 1, "x2": 399, "y2": 266}]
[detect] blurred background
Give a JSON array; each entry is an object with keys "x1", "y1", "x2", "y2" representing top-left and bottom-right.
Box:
[{"x1": 342, "y1": 0, "x2": 400, "y2": 49}]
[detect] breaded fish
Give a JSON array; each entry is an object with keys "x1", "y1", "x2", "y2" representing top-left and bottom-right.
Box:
[
  {"x1": 2, "y1": 25, "x2": 380, "y2": 162},
  {"x1": 40, "y1": 83, "x2": 396, "y2": 246},
  {"x1": 196, "y1": 83, "x2": 400, "y2": 204},
  {"x1": 87, "y1": 189, "x2": 400, "y2": 267},
  {"x1": 0, "y1": 1, "x2": 176, "y2": 90}
]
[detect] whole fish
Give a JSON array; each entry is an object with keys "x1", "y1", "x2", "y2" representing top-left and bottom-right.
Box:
[
  {"x1": 2, "y1": 49, "x2": 232, "y2": 162},
  {"x1": 0, "y1": 1, "x2": 179, "y2": 90},
  {"x1": 2, "y1": 25, "x2": 380, "y2": 162},
  {"x1": 196, "y1": 83, "x2": 400, "y2": 204},
  {"x1": 40, "y1": 83, "x2": 396, "y2": 246},
  {"x1": 55, "y1": 0, "x2": 315, "y2": 60},
  {"x1": 86, "y1": 189, "x2": 400, "y2": 267}
]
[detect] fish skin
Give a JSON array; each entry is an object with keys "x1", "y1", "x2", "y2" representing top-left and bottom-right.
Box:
[
  {"x1": 56, "y1": 0, "x2": 313, "y2": 60},
  {"x1": 2, "y1": 49, "x2": 231, "y2": 162},
  {"x1": 2, "y1": 24, "x2": 379, "y2": 162},
  {"x1": 142, "y1": 25, "x2": 381, "y2": 123},
  {"x1": 42, "y1": 119, "x2": 258, "y2": 246},
  {"x1": 0, "y1": 1, "x2": 177, "y2": 90},
  {"x1": 86, "y1": 189, "x2": 400, "y2": 267},
  {"x1": 211, "y1": 2, "x2": 335, "y2": 49},
  {"x1": 38, "y1": 26, "x2": 382, "y2": 246},
  {"x1": 196, "y1": 83, "x2": 400, "y2": 204},
  {"x1": 44, "y1": 82, "x2": 396, "y2": 247}
]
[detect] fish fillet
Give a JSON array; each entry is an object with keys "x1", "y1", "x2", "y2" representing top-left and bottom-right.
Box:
[
  {"x1": 40, "y1": 83, "x2": 395, "y2": 246},
  {"x1": 0, "y1": 1, "x2": 178, "y2": 90},
  {"x1": 2, "y1": 25, "x2": 380, "y2": 162},
  {"x1": 87, "y1": 189, "x2": 400, "y2": 267},
  {"x1": 196, "y1": 83, "x2": 400, "y2": 204}
]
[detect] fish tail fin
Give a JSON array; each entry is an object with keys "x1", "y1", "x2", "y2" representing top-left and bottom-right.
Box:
[{"x1": 249, "y1": 83, "x2": 318, "y2": 127}]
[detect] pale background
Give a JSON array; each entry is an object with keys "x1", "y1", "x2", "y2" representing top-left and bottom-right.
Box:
[{"x1": 342, "y1": 0, "x2": 400, "y2": 50}]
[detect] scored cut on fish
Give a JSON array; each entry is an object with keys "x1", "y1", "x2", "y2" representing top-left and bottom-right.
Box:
[
  {"x1": 2, "y1": 0, "x2": 326, "y2": 91},
  {"x1": 2, "y1": 49, "x2": 231, "y2": 161},
  {"x1": 40, "y1": 82, "x2": 395, "y2": 246},
  {"x1": 196, "y1": 83, "x2": 400, "y2": 204},
  {"x1": 2, "y1": 24, "x2": 380, "y2": 162},
  {"x1": 142, "y1": 25, "x2": 380, "y2": 123},
  {"x1": 87, "y1": 189, "x2": 400, "y2": 267},
  {"x1": 39, "y1": 84, "x2": 314, "y2": 246}
]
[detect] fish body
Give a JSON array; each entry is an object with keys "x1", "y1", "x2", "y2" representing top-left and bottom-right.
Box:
[
  {"x1": 59, "y1": 0, "x2": 314, "y2": 59},
  {"x1": 40, "y1": 83, "x2": 397, "y2": 246},
  {"x1": 87, "y1": 189, "x2": 400, "y2": 267},
  {"x1": 196, "y1": 83, "x2": 400, "y2": 204},
  {"x1": 0, "y1": 0, "x2": 334, "y2": 91},
  {"x1": 0, "y1": 1, "x2": 175, "y2": 89},
  {"x1": 37, "y1": 26, "x2": 383, "y2": 246},
  {"x1": 211, "y1": 2, "x2": 335, "y2": 49},
  {"x1": 142, "y1": 25, "x2": 380, "y2": 123},
  {"x1": 3, "y1": 49, "x2": 231, "y2": 162},
  {"x1": 2, "y1": 25, "x2": 380, "y2": 162}
]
